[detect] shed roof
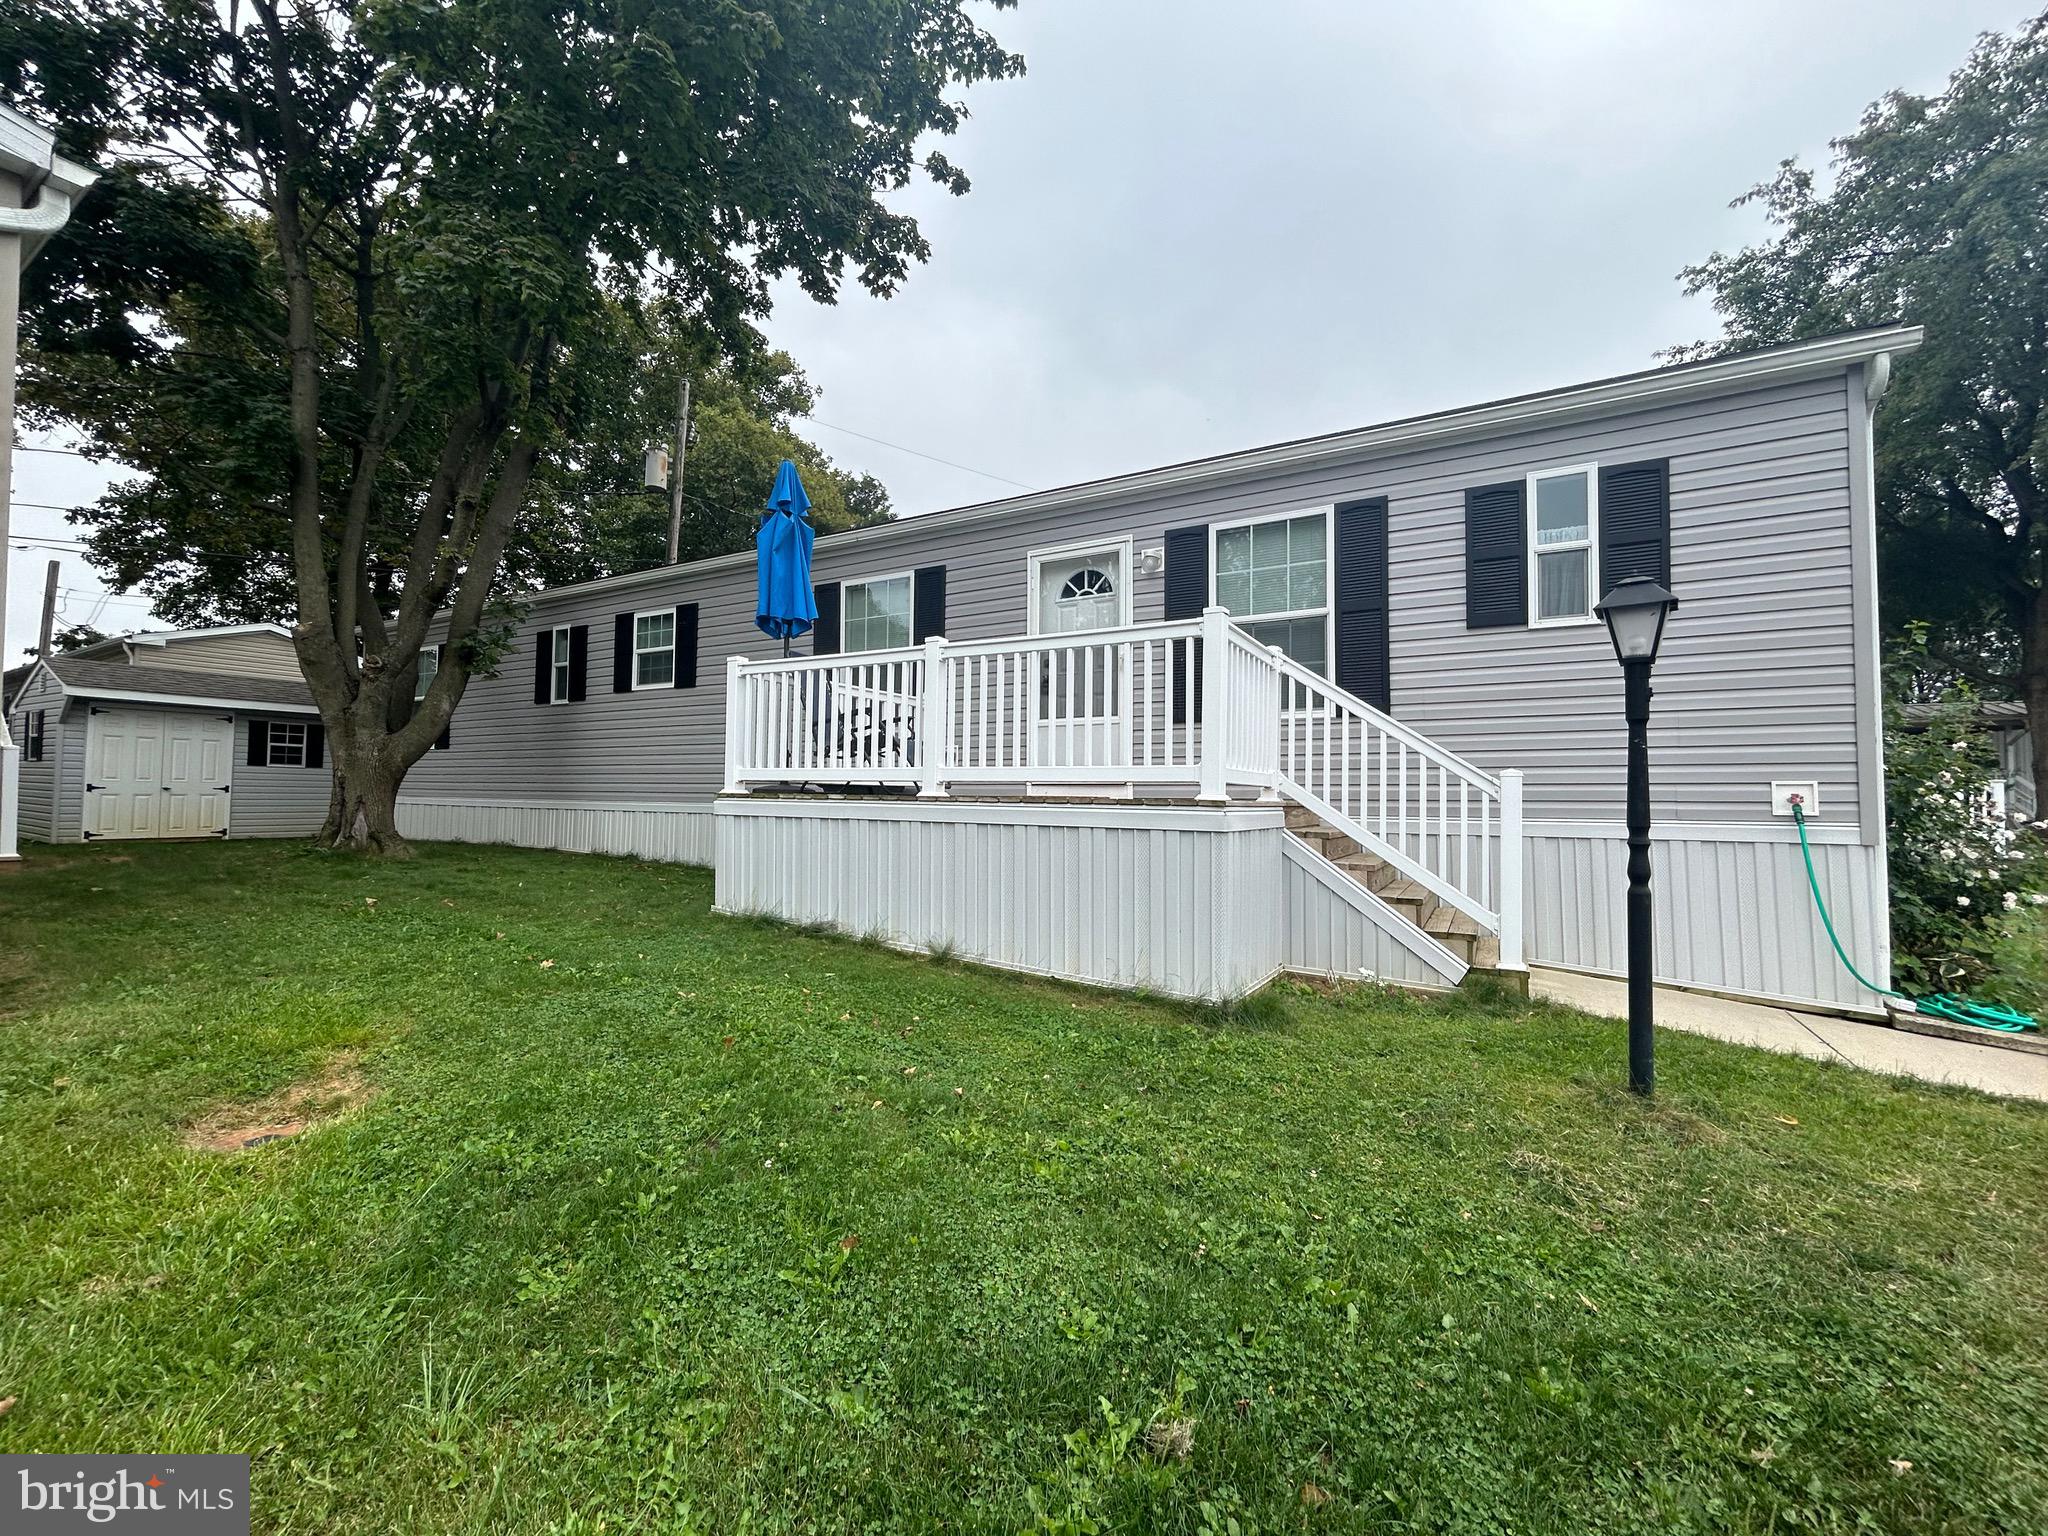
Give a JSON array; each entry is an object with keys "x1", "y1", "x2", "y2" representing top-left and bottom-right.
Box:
[{"x1": 45, "y1": 656, "x2": 318, "y2": 714}]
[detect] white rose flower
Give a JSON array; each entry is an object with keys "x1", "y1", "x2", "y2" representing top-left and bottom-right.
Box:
[
  {"x1": 2004, "y1": 892, "x2": 2020, "y2": 911},
  {"x1": 1956, "y1": 895, "x2": 1972, "y2": 908}
]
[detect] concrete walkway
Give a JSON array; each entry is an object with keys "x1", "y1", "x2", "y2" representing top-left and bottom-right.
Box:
[{"x1": 1532, "y1": 968, "x2": 2048, "y2": 1103}]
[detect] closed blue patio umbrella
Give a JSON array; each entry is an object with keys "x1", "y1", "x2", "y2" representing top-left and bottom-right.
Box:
[{"x1": 756, "y1": 459, "x2": 817, "y2": 656}]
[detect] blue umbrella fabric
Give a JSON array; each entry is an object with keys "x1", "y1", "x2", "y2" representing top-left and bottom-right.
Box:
[{"x1": 756, "y1": 459, "x2": 817, "y2": 649}]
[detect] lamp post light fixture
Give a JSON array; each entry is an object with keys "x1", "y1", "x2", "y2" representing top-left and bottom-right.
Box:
[{"x1": 1593, "y1": 576, "x2": 1679, "y2": 1096}]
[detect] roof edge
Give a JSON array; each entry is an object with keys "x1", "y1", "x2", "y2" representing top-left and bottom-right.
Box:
[{"x1": 497, "y1": 322, "x2": 1926, "y2": 611}]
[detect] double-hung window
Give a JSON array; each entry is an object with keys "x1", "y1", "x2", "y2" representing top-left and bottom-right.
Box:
[
  {"x1": 550, "y1": 625, "x2": 572, "y2": 703},
  {"x1": 633, "y1": 610, "x2": 676, "y2": 687},
  {"x1": 21, "y1": 709, "x2": 45, "y2": 762},
  {"x1": 1213, "y1": 511, "x2": 1329, "y2": 674},
  {"x1": 415, "y1": 645, "x2": 439, "y2": 702},
  {"x1": 267, "y1": 720, "x2": 310, "y2": 767},
  {"x1": 843, "y1": 574, "x2": 913, "y2": 653},
  {"x1": 1528, "y1": 465, "x2": 1598, "y2": 624}
]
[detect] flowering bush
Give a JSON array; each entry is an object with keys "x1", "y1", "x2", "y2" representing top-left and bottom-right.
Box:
[{"x1": 1885, "y1": 693, "x2": 2047, "y2": 1002}]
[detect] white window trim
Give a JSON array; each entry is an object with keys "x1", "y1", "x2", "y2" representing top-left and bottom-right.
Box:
[
  {"x1": 1025, "y1": 536, "x2": 1134, "y2": 636},
  {"x1": 632, "y1": 607, "x2": 678, "y2": 691},
  {"x1": 1525, "y1": 463, "x2": 1601, "y2": 629},
  {"x1": 840, "y1": 569, "x2": 917, "y2": 654},
  {"x1": 415, "y1": 644, "x2": 441, "y2": 702},
  {"x1": 550, "y1": 624, "x2": 572, "y2": 704},
  {"x1": 1207, "y1": 505, "x2": 1336, "y2": 672}
]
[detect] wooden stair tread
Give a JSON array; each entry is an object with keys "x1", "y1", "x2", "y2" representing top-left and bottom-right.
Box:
[{"x1": 1423, "y1": 906, "x2": 1485, "y2": 938}]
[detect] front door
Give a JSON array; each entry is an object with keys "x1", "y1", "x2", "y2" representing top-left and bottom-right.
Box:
[
  {"x1": 85, "y1": 708, "x2": 232, "y2": 839},
  {"x1": 1031, "y1": 543, "x2": 1129, "y2": 771}
]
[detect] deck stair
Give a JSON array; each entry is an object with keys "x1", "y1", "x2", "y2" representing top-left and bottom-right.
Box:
[{"x1": 1284, "y1": 801, "x2": 1503, "y2": 973}]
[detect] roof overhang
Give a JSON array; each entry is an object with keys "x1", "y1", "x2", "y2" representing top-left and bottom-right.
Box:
[
  {"x1": 518, "y1": 323, "x2": 1924, "y2": 610},
  {"x1": 0, "y1": 102, "x2": 100, "y2": 265},
  {"x1": 63, "y1": 685, "x2": 318, "y2": 716},
  {"x1": 124, "y1": 623, "x2": 295, "y2": 648}
]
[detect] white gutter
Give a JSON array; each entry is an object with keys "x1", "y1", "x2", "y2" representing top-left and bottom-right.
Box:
[{"x1": 511, "y1": 323, "x2": 1926, "y2": 610}]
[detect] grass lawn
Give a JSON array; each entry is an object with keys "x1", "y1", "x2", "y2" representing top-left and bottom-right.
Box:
[{"x1": 2, "y1": 840, "x2": 2046, "y2": 1534}]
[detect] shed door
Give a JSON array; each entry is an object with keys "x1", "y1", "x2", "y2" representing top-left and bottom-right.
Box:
[{"x1": 85, "y1": 709, "x2": 232, "y2": 839}]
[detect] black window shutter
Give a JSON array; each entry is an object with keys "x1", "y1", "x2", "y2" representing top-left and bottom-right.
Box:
[
  {"x1": 1599, "y1": 459, "x2": 1672, "y2": 593},
  {"x1": 247, "y1": 719, "x2": 270, "y2": 767},
  {"x1": 912, "y1": 566, "x2": 947, "y2": 642},
  {"x1": 533, "y1": 630, "x2": 553, "y2": 704},
  {"x1": 306, "y1": 720, "x2": 326, "y2": 769},
  {"x1": 1465, "y1": 481, "x2": 1527, "y2": 628},
  {"x1": 1334, "y1": 496, "x2": 1392, "y2": 713},
  {"x1": 568, "y1": 624, "x2": 589, "y2": 701},
  {"x1": 674, "y1": 603, "x2": 699, "y2": 688},
  {"x1": 613, "y1": 613, "x2": 634, "y2": 691},
  {"x1": 812, "y1": 583, "x2": 842, "y2": 655},
  {"x1": 1163, "y1": 524, "x2": 1209, "y2": 723}
]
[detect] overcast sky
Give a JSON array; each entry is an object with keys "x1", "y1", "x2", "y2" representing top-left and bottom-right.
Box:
[{"x1": 5, "y1": 0, "x2": 2029, "y2": 663}]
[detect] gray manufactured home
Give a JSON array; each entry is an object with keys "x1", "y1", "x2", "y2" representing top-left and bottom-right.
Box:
[{"x1": 385, "y1": 325, "x2": 1915, "y2": 1012}]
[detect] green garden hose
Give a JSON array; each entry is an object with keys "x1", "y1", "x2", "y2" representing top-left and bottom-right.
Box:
[{"x1": 1791, "y1": 805, "x2": 2038, "y2": 1034}]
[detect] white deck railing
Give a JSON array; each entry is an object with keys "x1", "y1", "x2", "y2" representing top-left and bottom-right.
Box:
[{"x1": 725, "y1": 607, "x2": 1522, "y2": 967}]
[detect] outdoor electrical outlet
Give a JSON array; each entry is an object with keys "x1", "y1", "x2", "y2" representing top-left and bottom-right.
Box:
[{"x1": 1770, "y1": 781, "x2": 1820, "y2": 818}]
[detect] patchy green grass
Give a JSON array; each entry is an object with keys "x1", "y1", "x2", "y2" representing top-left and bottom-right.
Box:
[{"x1": 2, "y1": 840, "x2": 2046, "y2": 1535}]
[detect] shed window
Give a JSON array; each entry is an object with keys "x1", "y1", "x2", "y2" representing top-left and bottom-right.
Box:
[
  {"x1": 1528, "y1": 466, "x2": 1598, "y2": 624},
  {"x1": 267, "y1": 720, "x2": 310, "y2": 767},
  {"x1": 21, "y1": 709, "x2": 45, "y2": 762},
  {"x1": 1213, "y1": 511, "x2": 1329, "y2": 674},
  {"x1": 844, "y1": 574, "x2": 913, "y2": 653},
  {"x1": 634, "y1": 610, "x2": 676, "y2": 688}
]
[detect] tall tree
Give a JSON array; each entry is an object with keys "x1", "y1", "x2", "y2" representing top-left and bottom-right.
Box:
[
  {"x1": 1, "y1": 0, "x2": 1017, "y2": 852},
  {"x1": 1673, "y1": 15, "x2": 2048, "y2": 802}
]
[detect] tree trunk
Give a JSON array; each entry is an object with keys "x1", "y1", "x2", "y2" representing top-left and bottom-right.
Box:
[{"x1": 317, "y1": 732, "x2": 410, "y2": 856}]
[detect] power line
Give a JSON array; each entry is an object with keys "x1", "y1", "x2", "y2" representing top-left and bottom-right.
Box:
[{"x1": 795, "y1": 415, "x2": 1038, "y2": 492}]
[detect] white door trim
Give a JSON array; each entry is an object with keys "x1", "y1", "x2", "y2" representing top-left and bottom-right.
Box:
[
  {"x1": 1025, "y1": 535, "x2": 1135, "y2": 635},
  {"x1": 80, "y1": 705, "x2": 234, "y2": 841}
]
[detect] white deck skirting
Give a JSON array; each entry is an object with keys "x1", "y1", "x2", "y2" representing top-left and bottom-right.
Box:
[
  {"x1": 397, "y1": 796, "x2": 716, "y2": 866},
  {"x1": 715, "y1": 796, "x2": 1287, "y2": 1002}
]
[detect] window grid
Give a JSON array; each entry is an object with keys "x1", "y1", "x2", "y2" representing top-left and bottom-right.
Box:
[
  {"x1": 268, "y1": 720, "x2": 309, "y2": 767},
  {"x1": 843, "y1": 575, "x2": 913, "y2": 653},
  {"x1": 1213, "y1": 511, "x2": 1329, "y2": 675},
  {"x1": 634, "y1": 611, "x2": 677, "y2": 688}
]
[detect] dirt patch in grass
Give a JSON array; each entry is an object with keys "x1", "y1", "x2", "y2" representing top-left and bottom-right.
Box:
[{"x1": 181, "y1": 1054, "x2": 374, "y2": 1152}]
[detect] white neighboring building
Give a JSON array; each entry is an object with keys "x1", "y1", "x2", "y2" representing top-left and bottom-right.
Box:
[{"x1": 0, "y1": 103, "x2": 98, "y2": 861}]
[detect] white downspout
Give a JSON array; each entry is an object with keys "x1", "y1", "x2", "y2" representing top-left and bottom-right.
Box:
[{"x1": 0, "y1": 186, "x2": 76, "y2": 243}]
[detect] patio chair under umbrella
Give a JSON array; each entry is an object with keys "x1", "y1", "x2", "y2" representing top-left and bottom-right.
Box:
[{"x1": 755, "y1": 459, "x2": 817, "y2": 656}]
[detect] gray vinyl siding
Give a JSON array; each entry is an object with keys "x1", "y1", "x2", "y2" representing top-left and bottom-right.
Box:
[
  {"x1": 402, "y1": 369, "x2": 1872, "y2": 834},
  {"x1": 54, "y1": 696, "x2": 86, "y2": 843},
  {"x1": 130, "y1": 631, "x2": 302, "y2": 682},
  {"x1": 231, "y1": 716, "x2": 330, "y2": 838},
  {"x1": 10, "y1": 669, "x2": 64, "y2": 841}
]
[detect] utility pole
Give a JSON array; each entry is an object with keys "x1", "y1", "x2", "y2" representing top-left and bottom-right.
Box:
[
  {"x1": 664, "y1": 375, "x2": 692, "y2": 565},
  {"x1": 36, "y1": 559, "x2": 58, "y2": 659}
]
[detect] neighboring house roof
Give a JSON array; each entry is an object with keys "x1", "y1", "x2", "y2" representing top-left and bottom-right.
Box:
[
  {"x1": 68, "y1": 622, "x2": 295, "y2": 662},
  {"x1": 506, "y1": 322, "x2": 1925, "y2": 610},
  {"x1": 42, "y1": 656, "x2": 318, "y2": 715},
  {"x1": 1901, "y1": 700, "x2": 2027, "y2": 727}
]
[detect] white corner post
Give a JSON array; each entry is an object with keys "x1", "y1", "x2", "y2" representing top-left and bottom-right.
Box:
[
  {"x1": 1197, "y1": 605, "x2": 1230, "y2": 805},
  {"x1": 722, "y1": 654, "x2": 747, "y2": 794},
  {"x1": 1497, "y1": 767, "x2": 1525, "y2": 971},
  {"x1": 917, "y1": 636, "x2": 951, "y2": 799},
  {"x1": 0, "y1": 733, "x2": 17, "y2": 861}
]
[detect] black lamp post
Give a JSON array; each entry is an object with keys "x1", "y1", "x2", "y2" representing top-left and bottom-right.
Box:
[{"x1": 1594, "y1": 576, "x2": 1679, "y2": 1096}]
